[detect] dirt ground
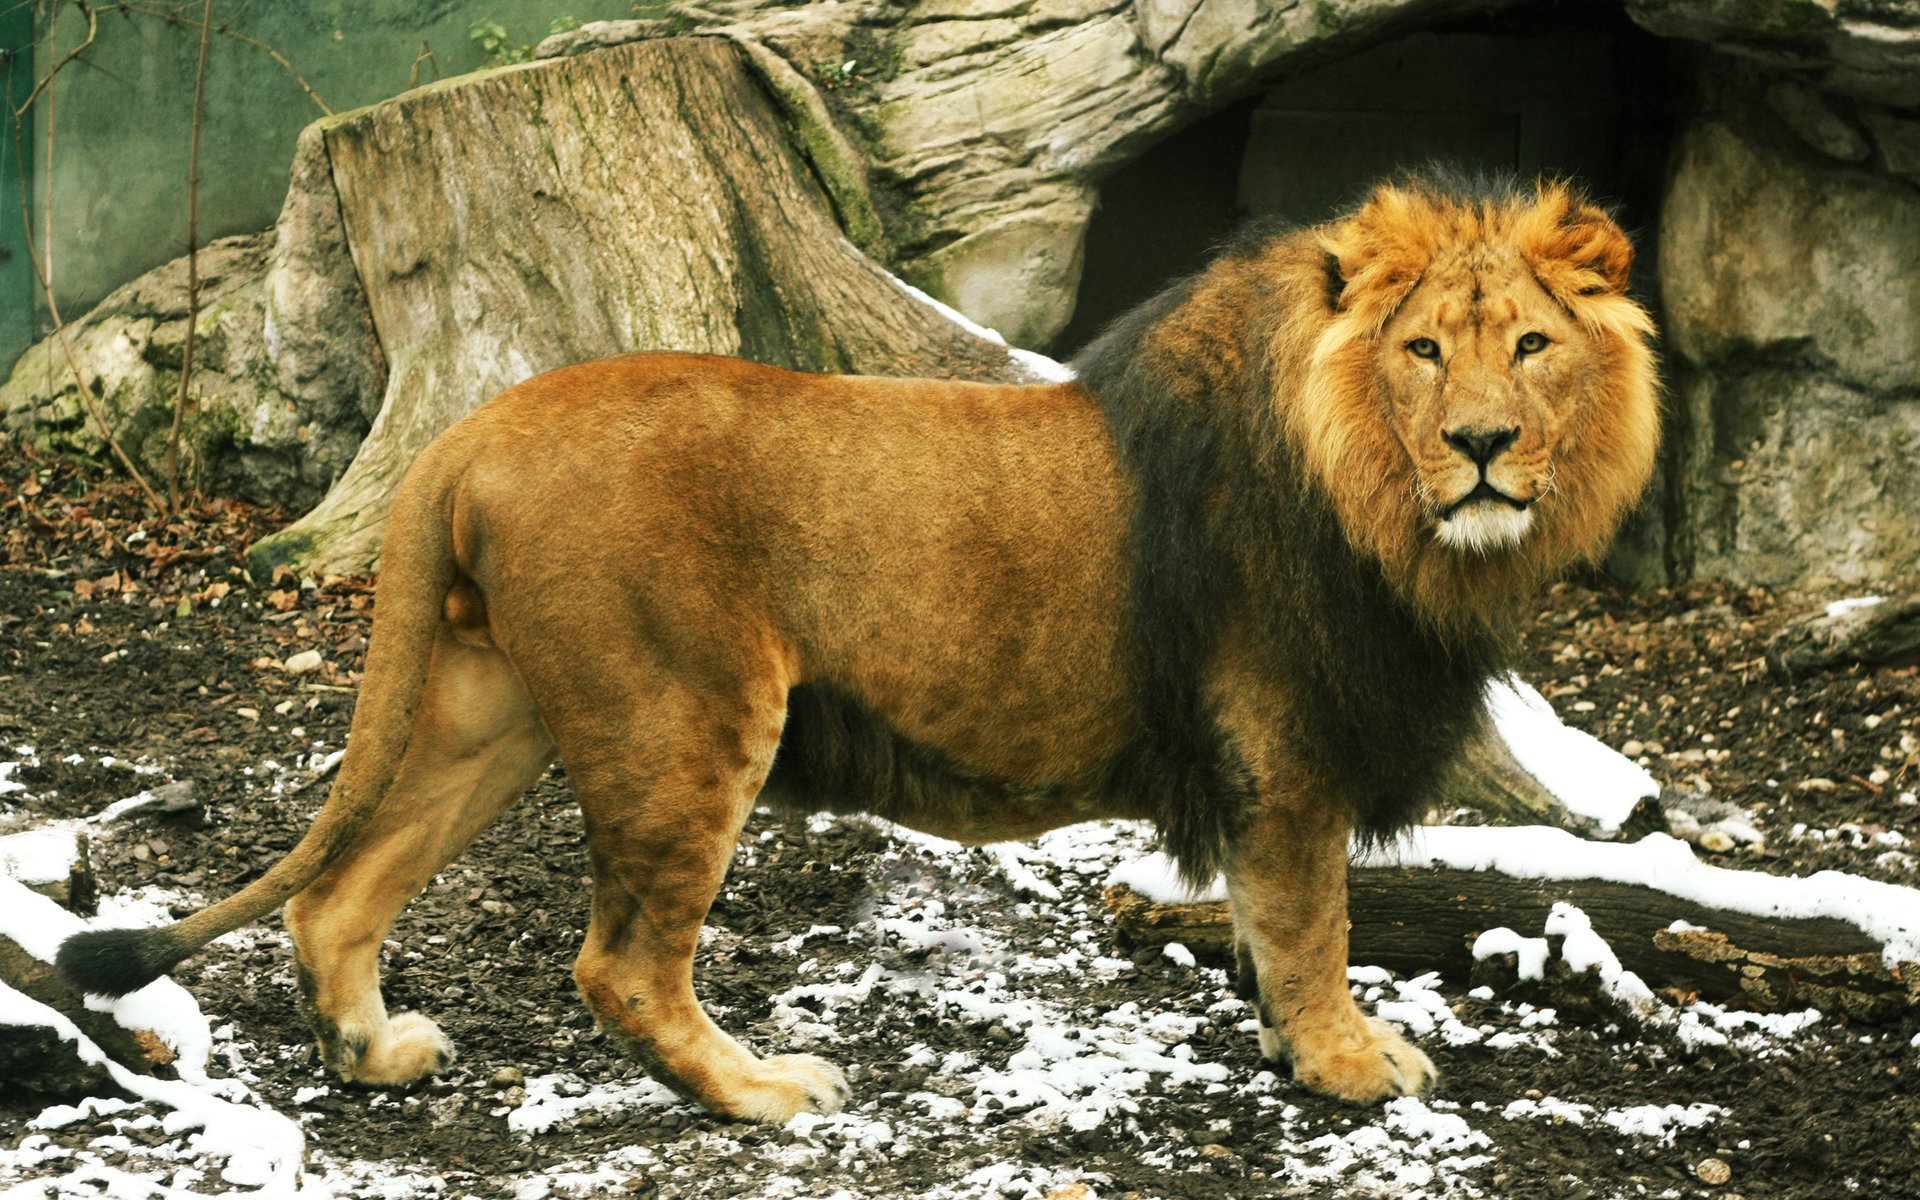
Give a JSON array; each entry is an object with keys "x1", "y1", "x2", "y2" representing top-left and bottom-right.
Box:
[{"x1": 2, "y1": 448, "x2": 1918, "y2": 1200}]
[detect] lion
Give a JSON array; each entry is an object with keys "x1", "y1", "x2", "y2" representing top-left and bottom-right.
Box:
[{"x1": 58, "y1": 175, "x2": 1659, "y2": 1123}]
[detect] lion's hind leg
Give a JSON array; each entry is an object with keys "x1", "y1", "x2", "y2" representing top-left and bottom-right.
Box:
[
  {"x1": 1228, "y1": 799, "x2": 1435, "y2": 1103},
  {"x1": 553, "y1": 677, "x2": 849, "y2": 1124},
  {"x1": 285, "y1": 628, "x2": 554, "y2": 1087}
]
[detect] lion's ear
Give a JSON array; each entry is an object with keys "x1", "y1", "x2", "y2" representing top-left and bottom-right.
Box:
[
  {"x1": 1320, "y1": 187, "x2": 1429, "y2": 322},
  {"x1": 1521, "y1": 188, "x2": 1634, "y2": 299}
]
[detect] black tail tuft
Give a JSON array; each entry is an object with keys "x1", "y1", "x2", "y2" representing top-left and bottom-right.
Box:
[{"x1": 55, "y1": 927, "x2": 186, "y2": 997}]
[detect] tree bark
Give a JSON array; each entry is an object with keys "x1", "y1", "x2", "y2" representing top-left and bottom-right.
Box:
[
  {"x1": 246, "y1": 38, "x2": 1025, "y2": 578},
  {"x1": 1106, "y1": 866, "x2": 1920, "y2": 1021},
  {"x1": 1765, "y1": 593, "x2": 1920, "y2": 680}
]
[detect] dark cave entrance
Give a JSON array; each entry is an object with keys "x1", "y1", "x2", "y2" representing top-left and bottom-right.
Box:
[{"x1": 1055, "y1": 5, "x2": 1682, "y2": 356}]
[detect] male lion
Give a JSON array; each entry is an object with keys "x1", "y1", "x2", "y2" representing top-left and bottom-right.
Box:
[{"x1": 60, "y1": 176, "x2": 1658, "y2": 1122}]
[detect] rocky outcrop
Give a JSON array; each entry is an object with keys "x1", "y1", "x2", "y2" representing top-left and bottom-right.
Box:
[
  {"x1": 1660, "y1": 75, "x2": 1920, "y2": 586},
  {"x1": 1, "y1": 125, "x2": 386, "y2": 512},
  {"x1": 1627, "y1": 0, "x2": 1920, "y2": 107}
]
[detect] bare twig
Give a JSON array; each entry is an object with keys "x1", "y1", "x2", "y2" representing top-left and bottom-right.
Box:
[
  {"x1": 165, "y1": 0, "x2": 215, "y2": 514},
  {"x1": 116, "y1": 2, "x2": 332, "y2": 114},
  {"x1": 409, "y1": 39, "x2": 439, "y2": 88},
  {"x1": 9, "y1": 0, "x2": 96, "y2": 120},
  {"x1": 8, "y1": 12, "x2": 165, "y2": 512}
]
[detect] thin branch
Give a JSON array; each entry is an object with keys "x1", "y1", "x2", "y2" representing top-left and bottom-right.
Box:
[
  {"x1": 114, "y1": 2, "x2": 332, "y2": 114},
  {"x1": 409, "y1": 39, "x2": 439, "y2": 88},
  {"x1": 165, "y1": 0, "x2": 215, "y2": 513},
  {"x1": 9, "y1": 0, "x2": 95, "y2": 119},
  {"x1": 9, "y1": 90, "x2": 165, "y2": 511}
]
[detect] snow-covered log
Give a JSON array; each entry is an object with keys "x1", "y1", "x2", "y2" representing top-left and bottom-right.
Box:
[{"x1": 1105, "y1": 827, "x2": 1920, "y2": 1021}]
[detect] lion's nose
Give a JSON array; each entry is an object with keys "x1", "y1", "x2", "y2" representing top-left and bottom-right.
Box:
[{"x1": 1443, "y1": 425, "x2": 1519, "y2": 467}]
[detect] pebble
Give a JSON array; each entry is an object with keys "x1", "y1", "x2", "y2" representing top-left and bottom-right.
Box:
[
  {"x1": 1621, "y1": 739, "x2": 1645, "y2": 758},
  {"x1": 490, "y1": 1066, "x2": 524, "y2": 1087},
  {"x1": 500, "y1": 1085, "x2": 527, "y2": 1108},
  {"x1": 1190, "y1": 1121, "x2": 1231, "y2": 1146},
  {"x1": 1696, "y1": 1156, "x2": 1732, "y2": 1185},
  {"x1": 283, "y1": 649, "x2": 325, "y2": 675}
]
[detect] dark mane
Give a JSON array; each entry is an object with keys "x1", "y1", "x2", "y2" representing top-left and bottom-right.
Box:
[{"x1": 1074, "y1": 230, "x2": 1507, "y2": 887}]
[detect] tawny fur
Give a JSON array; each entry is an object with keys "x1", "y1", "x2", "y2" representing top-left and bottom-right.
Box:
[{"x1": 57, "y1": 177, "x2": 1659, "y2": 1122}]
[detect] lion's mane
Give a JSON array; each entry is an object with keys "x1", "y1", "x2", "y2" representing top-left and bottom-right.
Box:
[{"x1": 1077, "y1": 174, "x2": 1659, "y2": 886}]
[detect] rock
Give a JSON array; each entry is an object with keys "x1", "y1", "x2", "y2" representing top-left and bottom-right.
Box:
[
  {"x1": 282, "y1": 649, "x2": 325, "y2": 676},
  {"x1": 1859, "y1": 106, "x2": 1920, "y2": 179},
  {"x1": 1697, "y1": 1156, "x2": 1732, "y2": 1185},
  {"x1": 0, "y1": 232, "x2": 370, "y2": 510},
  {"x1": 1628, "y1": 0, "x2": 1920, "y2": 107},
  {"x1": 262, "y1": 123, "x2": 389, "y2": 459},
  {"x1": 1764, "y1": 80, "x2": 1870, "y2": 161},
  {"x1": 1660, "y1": 103, "x2": 1920, "y2": 586},
  {"x1": 1662, "y1": 117, "x2": 1920, "y2": 394},
  {"x1": 490, "y1": 1066, "x2": 525, "y2": 1087}
]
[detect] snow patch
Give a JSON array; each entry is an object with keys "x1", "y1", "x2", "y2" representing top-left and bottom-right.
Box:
[
  {"x1": 1485, "y1": 675, "x2": 1657, "y2": 831},
  {"x1": 508, "y1": 1074, "x2": 683, "y2": 1135},
  {"x1": 1104, "y1": 850, "x2": 1227, "y2": 904},
  {"x1": 1825, "y1": 595, "x2": 1885, "y2": 618},
  {"x1": 1600, "y1": 1102, "x2": 1726, "y2": 1143},
  {"x1": 883, "y1": 273, "x2": 1077, "y2": 383},
  {"x1": 1470, "y1": 926, "x2": 1551, "y2": 980}
]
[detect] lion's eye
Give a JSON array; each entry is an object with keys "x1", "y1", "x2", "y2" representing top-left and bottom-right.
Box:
[
  {"x1": 1516, "y1": 331, "x2": 1551, "y2": 357},
  {"x1": 1407, "y1": 337, "x2": 1441, "y2": 361}
]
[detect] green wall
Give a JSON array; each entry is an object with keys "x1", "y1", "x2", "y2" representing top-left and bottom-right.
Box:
[{"x1": 11, "y1": 1, "x2": 638, "y2": 370}]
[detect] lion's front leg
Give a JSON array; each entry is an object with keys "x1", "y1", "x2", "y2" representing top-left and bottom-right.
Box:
[{"x1": 1226, "y1": 798, "x2": 1434, "y2": 1103}]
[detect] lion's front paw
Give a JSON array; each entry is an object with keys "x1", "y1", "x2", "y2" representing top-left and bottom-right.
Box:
[
  {"x1": 716, "y1": 1054, "x2": 851, "y2": 1124},
  {"x1": 344, "y1": 1012, "x2": 455, "y2": 1087},
  {"x1": 1291, "y1": 1016, "x2": 1435, "y2": 1104}
]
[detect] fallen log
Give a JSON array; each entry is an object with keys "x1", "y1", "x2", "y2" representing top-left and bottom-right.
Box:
[
  {"x1": 1765, "y1": 592, "x2": 1920, "y2": 680},
  {"x1": 0, "y1": 931, "x2": 176, "y2": 1098},
  {"x1": 1105, "y1": 861, "x2": 1920, "y2": 1022}
]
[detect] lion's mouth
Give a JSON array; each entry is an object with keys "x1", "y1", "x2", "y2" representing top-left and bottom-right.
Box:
[{"x1": 1440, "y1": 481, "x2": 1531, "y2": 520}]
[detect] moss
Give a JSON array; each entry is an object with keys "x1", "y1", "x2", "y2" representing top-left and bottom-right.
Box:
[
  {"x1": 1776, "y1": 0, "x2": 1823, "y2": 35},
  {"x1": 245, "y1": 527, "x2": 317, "y2": 584},
  {"x1": 736, "y1": 39, "x2": 888, "y2": 255}
]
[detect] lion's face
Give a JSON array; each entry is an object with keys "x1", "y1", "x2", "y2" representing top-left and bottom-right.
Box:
[
  {"x1": 1287, "y1": 179, "x2": 1660, "y2": 630},
  {"x1": 1374, "y1": 252, "x2": 1594, "y2": 554}
]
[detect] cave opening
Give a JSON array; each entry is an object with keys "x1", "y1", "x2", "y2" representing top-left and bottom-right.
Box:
[{"x1": 1056, "y1": 4, "x2": 1683, "y2": 357}]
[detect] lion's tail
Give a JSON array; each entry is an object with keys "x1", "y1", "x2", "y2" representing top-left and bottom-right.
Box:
[{"x1": 56, "y1": 455, "x2": 463, "y2": 998}]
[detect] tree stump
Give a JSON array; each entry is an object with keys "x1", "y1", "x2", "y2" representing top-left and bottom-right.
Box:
[{"x1": 247, "y1": 38, "x2": 1026, "y2": 578}]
